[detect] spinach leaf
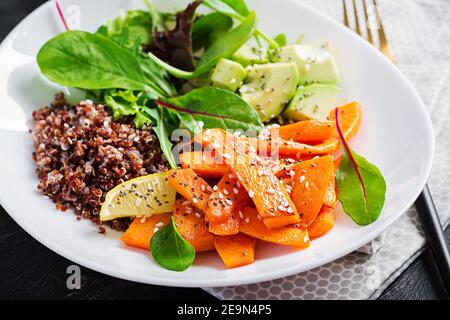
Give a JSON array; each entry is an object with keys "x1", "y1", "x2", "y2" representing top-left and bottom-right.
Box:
[
  {"x1": 205, "y1": 0, "x2": 250, "y2": 17},
  {"x1": 192, "y1": 12, "x2": 233, "y2": 51},
  {"x1": 144, "y1": 1, "x2": 201, "y2": 71},
  {"x1": 202, "y1": 0, "x2": 279, "y2": 48},
  {"x1": 196, "y1": 11, "x2": 256, "y2": 74},
  {"x1": 150, "y1": 216, "x2": 195, "y2": 271},
  {"x1": 147, "y1": 11, "x2": 257, "y2": 79},
  {"x1": 104, "y1": 90, "x2": 153, "y2": 128},
  {"x1": 157, "y1": 87, "x2": 263, "y2": 133},
  {"x1": 37, "y1": 31, "x2": 150, "y2": 91},
  {"x1": 335, "y1": 109, "x2": 386, "y2": 226}
]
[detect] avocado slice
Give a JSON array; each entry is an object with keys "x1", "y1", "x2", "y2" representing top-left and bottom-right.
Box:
[
  {"x1": 272, "y1": 43, "x2": 340, "y2": 84},
  {"x1": 232, "y1": 44, "x2": 269, "y2": 67},
  {"x1": 283, "y1": 84, "x2": 340, "y2": 121},
  {"x1": 239, "y1": 63, "x2": 299, "y2": 122},
  {"x1": 211, "y1": 58, "x2": 246, "y2": 92}
]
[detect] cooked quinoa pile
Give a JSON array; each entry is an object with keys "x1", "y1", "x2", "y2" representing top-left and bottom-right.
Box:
[{"x1": 31, "y1": 93, "x2": 168, "y2": 231}]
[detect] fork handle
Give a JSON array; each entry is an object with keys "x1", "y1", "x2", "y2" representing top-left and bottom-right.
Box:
[{"x1": 415, "y1": 184, "x2": 450, "y2": 294}]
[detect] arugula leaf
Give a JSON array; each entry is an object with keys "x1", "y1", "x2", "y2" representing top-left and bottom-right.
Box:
[
  {"x1": 144, "y1": 1, "x2": 201, "y2": 71},
  {"x1": 192, "y1": 12, "x2": 233, "y2": 51},
  {"x1": 147, "y1": 11, "x2": 257, "y2": 79},
  {"x1": 145, "y1": 106, "x2": 178, "y2": 169},
  {"x1": 274, "y1": 33, "x2": 288, "y2": 47},
  {"x1": 150, "y1": 216, "x2": 195, "y2": 272},
  {"x1": 335, "y1": 109, "x2": 386, "y2": 226},
  {"x1": 157, "y1": 87, "x2": 263, "y2": 133}
]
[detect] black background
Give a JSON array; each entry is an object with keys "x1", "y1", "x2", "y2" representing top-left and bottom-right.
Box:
[{"x1": 0, "y1": 0, "x2": 449, "y2": 300}]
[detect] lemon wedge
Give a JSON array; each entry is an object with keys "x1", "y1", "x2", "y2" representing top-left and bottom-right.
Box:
[{"x1": 100, "y1": 172, "x2": 176, "y2": 221}]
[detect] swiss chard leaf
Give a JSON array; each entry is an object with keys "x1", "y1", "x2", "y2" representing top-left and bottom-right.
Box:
[
  {"x1": 150, "y1": 216, "x2": 195, "y2": 272},
  {"x1": 335, "y1": 109, "x2": 386, "y2": 226},
  {"x1": 157, "y1": 87, "x2": 263, "y2": 133},
  {"x1": 147, "y1": 11, "x2": 257, "y2": 79},
  {"x1": 192, "y1": 12, "x2": 233, "y2": 52},
  {"x1": 144, "y1": 1, "x2": 201, "y2": 71}
]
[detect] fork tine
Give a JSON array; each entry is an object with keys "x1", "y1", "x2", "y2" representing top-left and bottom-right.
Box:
[
  {"x1": 351, "y1": 0, "x2": 361, "y2": 36},
  {"x1": 373, "y1": 0, "x2": 396, "y2": 62},
  {"x1": 342, "y1": 0, "x2": 350, "y2": 27},
  {"x1": 362, "y1": 0, "x2": 374, "y2": 45}
]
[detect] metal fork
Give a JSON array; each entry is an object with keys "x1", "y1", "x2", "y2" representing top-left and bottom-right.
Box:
[{"x1": 342, "y1": 0, "x2": 450, "y2": 294}]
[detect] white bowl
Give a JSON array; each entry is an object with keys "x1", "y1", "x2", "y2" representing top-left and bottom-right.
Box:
[{"x1": 0, "y1": 0, "x2": 434, "y2": 287}]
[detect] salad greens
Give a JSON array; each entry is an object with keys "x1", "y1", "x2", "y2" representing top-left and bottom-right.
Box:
[
  {"x1": 161, "y1": 87, "x2": 263, "y2": 133},
  {"x1": 147, "y1": 11, "x2": 257, "y2": 79},
  {"x1": 192, "y1": 12, "x2": 233, "y2": 52},
  {"x1": 150, "y1": 216, "x2": 195, "y2": 271},
  {"x1": 335, "y1": 109, "x2": 387, "y2": 226}
]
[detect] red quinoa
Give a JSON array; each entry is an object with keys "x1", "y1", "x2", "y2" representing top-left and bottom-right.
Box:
[{"x1": 31, "y1": 93, "x2": 168, "y2": 231}]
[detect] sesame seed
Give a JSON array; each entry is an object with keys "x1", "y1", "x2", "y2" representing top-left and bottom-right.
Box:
[
  {"x1": 195, "y1": 212, "x2": 202, "y2": 218},
  {"x1": 228, "y1": 173, "x2": 234, "y2": 179},
  {"x1": 223, "y1": 189, "x2": 229, "y2": 195},
  {"x1": 222, "y1": 153, "x2": 231, "y2": 159},
  {"x1": 245, "y1": 217, "x2": 250, "y2": 223},
  {"x1": 257, "y1": 214, "x2": 262, "y2": 220},
  {"x1": 287, "y1": 207, "x2": 294, "y2": 214},
  {"x1": 153, "y1": 227, "x2": 159, "y2": 234},
  {"x1": 278, "y1": 205, "x2": 287, "y2": 212},
  {"x1": 289, "y1": 170, "x2": 296, "y2": 177},
  {"x1": 218, "y1": 192, "x2": 224, "y2": 199},
  {"x1": 248, "y1": 190, "x2": 254, "y2": 198},
  {"x1": 299, "y1": 175, "x2": 305, "y2": 183},
  {"x1": 213, "y1": 185, "x2": 218, "y2": 191},
  {"x1": 192, "y1": 198, "x2": 198, "y2": 204},
  {"x1": 206, "y1": 186, "x2": 213, "y2": 192},
  {"x1": 155, "y1": 222, "x2": 164, "y2": 228},
  {"x1": 233, "y1": 187, "x2": 239, "y2": 194},
  {"x1": 239, "y1": 211, "x2": 244, "y2": 219},
  {"x1": 305, "y1": 181, "x2": 309, "y2": 188},
  {"x1": 267, "y1": 188, "x2": 275, "y2": 194},
  {"x1": 304, "y1": 234, "x2": 309, "y2": 243},
  {"x1": 225, "y1": 199, "x2": 233, "y2": 206}
]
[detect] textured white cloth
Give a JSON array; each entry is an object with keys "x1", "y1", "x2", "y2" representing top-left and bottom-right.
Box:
[{"x1": 204, "y1": 0, "x2": 450, "y2": 300}]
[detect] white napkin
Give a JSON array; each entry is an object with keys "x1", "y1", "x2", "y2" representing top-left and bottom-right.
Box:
[{"x1": 204, "y1": 0, "x2": 450, "y2": 300}]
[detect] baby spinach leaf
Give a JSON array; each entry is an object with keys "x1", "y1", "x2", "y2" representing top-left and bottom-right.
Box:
[
  {"x1": 147, "y1": 11, "x2": 257, "y2": 79},
  {"x1": 157, "y1": 87, "x2": 263, "y2": 132},
  {"x1": 192, "y1": 12, "x2": 233, "y2": 51},
  {"x1": 150, "y1": 216, "x2": 195, "y2": 272},
  {"x1": 196, "y1": 11, "x2": 256, "y2": 74},
  {"x1": 38, "y1": 31, "x2": 151, "y2": 91},
  {"x1": 144, "y1": 1, "x2": 201, "y2": 71},
  {"x1": 202, "y1": 0, "x2": 279, "y2": 48},
  {"x1": 335, "y1": 109, "x2": 386, "y2": 226}
]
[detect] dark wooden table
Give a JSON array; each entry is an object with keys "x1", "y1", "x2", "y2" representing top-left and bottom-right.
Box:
[{"x1": 1, "y1": 0, "x2": 449, "y2": 300}]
